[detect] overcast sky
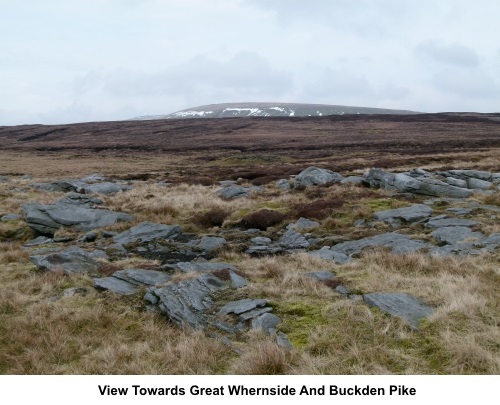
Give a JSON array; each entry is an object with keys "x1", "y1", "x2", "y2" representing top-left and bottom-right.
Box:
[{"x1": 1, "y1": 0, "x2": 499, "y2": 125}]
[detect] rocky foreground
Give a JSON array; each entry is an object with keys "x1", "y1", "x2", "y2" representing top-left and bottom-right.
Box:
[{"x1": 1, "y1": 165, "x2": 499, "y2": 351}]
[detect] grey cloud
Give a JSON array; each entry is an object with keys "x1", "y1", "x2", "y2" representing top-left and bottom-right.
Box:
[
  {"x1": 97, "y1": 52, "x2": 293, "y2": 98},
  {"x1": 415, "y1": 40, "x2": 480, "y2": 67},
  {"x1": 432, "y1": 69, "x2": 498, "y2": 98},
  {"x1": 304, "y1": 68, "x2": 373, "y2": 98}
]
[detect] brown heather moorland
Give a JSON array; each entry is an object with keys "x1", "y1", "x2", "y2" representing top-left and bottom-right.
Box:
[{"x1": 0, "y1": 113, "x2": 499, "y2": 374}]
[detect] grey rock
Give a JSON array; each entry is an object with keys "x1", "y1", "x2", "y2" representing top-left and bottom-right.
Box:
[
  {"x1": 1, "y1": 214, "x2": 19, "y2": 221},
  {"x1": 363, "y1": 292, "x2": 433, "y2": 330},
  {"x1": 310, "y1": 246, "x2": 350, "y2": 264},
  {"x1": 171, "y1": 262, "x2": 238, "y2": 273},
  {"x1": 373, "y1": 204, "x2": 432, "y2": 224},
  {"x1": 335, "y1": 285, "x2": 351, "y2": 295},
  {"x1": 102, "y1": 231, "x2": 117, "y2": 238},
  {"x1": 238, "y1": 307, "x2": 273, "y2": 321},
  {"x1": 287, "y1": 217, "x2": 320, "y2": 231},
  {"x1": 216, "y1": 185, "x2": 261, "y2": 199},
  {"x1": 113, "y1": 222, "x2": 181, "y2": 245},
  {"x1": 30, "y1": 246, "x2": 101, "y2": 276},
  {"x1": 0, "y1": 175, "x2": 9, "y2": 182},
  {"x1": 354, "y1": 219, "x2": 366, "y2": 227},
  {"x1": 150, "y1": 273, "x2": 230, "y2": 329},
  {"x1": 22, "y1": 194, "x2": 132, "y2": 235},
  {"x1": 341, "y1": 176, "x2": 364, "y2": 185},
  {"x1": 245, "y1": 245, "x2": 284, "y2": 255},
  {"x1": 430, "y1": 244, "x2": 483, "y2": 257},
  {"x1": 275, "y1": 179, "x2": 291, "y2": 190},
  {"x1": 251, "y1": 313, "x2": 281, "y2": 333},
  {"x1": 305, "y1": 271, "x2": 335, "y2": 281},
  {"x1": 79, "y1": 231, "x2": 97, "y2": 242},
  {"x1": 467, "y1": 178, "x2": 493, "y2": 190},
  {"x1": 229, "y1": 271, "x2": 248, "y2": 288},
  {"x1": 426, "y1": 218, "x2": 478, "y2": 228},
  {"x1": 481, "y1": 233, "x2": 500, "y2": 246},
  {"x1": 446, "y1": 177, "x2": 467, "y2": 188},
  {"x1": 328, "y1": 232, "x2": 429, "y2": 256},
  {"x1": 250, "y1": 236, "x2": 272, "y2": 245},
  {"x1": 219, "y1": 299, "x2": 268, "y2": 315},
  {"x1": 445, "y1": 207, "x2": 472, "y2": 215},
  {"x1": 363, "y1": 168, "x2": 474, "y2": 198},
  {"x1": 447, "y1": 170, "x2": 492, "y2": 181},
  {"x1": 24, "y1": 236, "x2": 53, "y2": 247},
  {"x1": 431, "y1": 226, "x2": 483, "y2": 245},
  {"x1": 88, "y1": 250, "x2": 109, "y2": 260},
  {"x1": 277, "y1": 229, "x2": 310, "y2": 249},
  {"x1": 113, "y1": 269, "x2": 171, "y2": 286},
  {"x1": 94, "y1": 277, "x2": 137, "y2": 295},
  {"x1": 195, "y1": 236, "x2": 226, "y2": 252},
  {"x1": 294, "y1": 166, "x2": 344, "y2": 188},
  {"x1": 276, "y1": 332, "x2": 293, "y2": 349}
]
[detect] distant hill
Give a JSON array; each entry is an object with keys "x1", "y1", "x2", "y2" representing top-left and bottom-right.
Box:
[{"x1": 132, "y1": 102, "x2": 420, "y2": 120}]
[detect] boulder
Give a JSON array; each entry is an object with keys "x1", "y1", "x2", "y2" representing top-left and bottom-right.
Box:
[
  {"x1": 275, "y1": 179, "x2": 291, "y2": 190},
  {"x1": 251, "y1": 313, "x2": 281, "y2": 333},
  {"x1": 294, "y1": 166, "x2": 343, "y2": 188},
  {"x1": 341, "y1": 176, "x2": 364, "y2": 185},
  {"x1": 277, "y1": 229, "x2": 310, "y2": 249},
  {"x1": 194, "y1": 236, "x2": 226, "y2": 252},
  {"x1": 113, "y1": 222, "x2": 181, "y2": 245},
  {"x1": 286, "y1": 217, "x2": 320, "y2": 231},
  {"x1": 94, "y1": 277, "x2": 137, "y2": 295},
  {"x1": 169, "y1": 262, "x2": 238, "y2": 273},
  {"x1": 22, "y1": 194, "x2": 132, "y2": 235},
  {"x1": 363, "y1": 292, "x2": 433, "y2": 330},
  {"x1": 466, "y1": 178, "x2": 493, "y2": 190},
  {"x1": 373, "y1": 204, "x2": 432, "y2": 225},
  {"x1": 30, "y1": 246, "x2": 101, "y2": 276},
  {"x1": 431, "y1": 226, "x2": 483, "y2": 245},
  {"x1": 216, "y1": 185, "x2": 261, "y2": 199},
  {"x1": 447, "y1": 170, "x2": 492, "y2": 181},
  {"x1": 445, "y1": 177, "x2": 467, "y2": 188},
  {"x1": 305, "y1": 271, "x2": 335, "y2": 281},
  {"x1": 1, "y1": 214, "x2": 20, "y2": 221}
]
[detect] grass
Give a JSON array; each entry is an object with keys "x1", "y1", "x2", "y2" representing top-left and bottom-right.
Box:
[{"x1": 0, "y1": 145, "x2": 499, "y2": 374}]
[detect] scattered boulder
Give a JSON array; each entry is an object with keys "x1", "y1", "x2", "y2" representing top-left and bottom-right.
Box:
[
  {"x1": 219, "y1": 299, "x2": 267, "y2": 315},
  {"x1": 431, "y1": 226, "x2": 483, "y2": 245},
  {"x1": 275, "y1": 179, "x2": 291, "y2": 190},
  {"x1": 277, "y1": 229, "x2": 310, "y2": 249},
  {"x1": 373, "y1": 204, "x2": 432, "y2": 226},
  {"x1": 193, "y1": 236, "x2": 226, "y2": 252},
  {"x1": 363, "y1": 292, "x2": 433, "y2": 330},
  {"x1": 113, "y1": 222, "x2": 181, "y2": 245},
  {"x1": 286, "y1": 217, "x2": 320, "y2": 231},
  {"x1": 168, "y1": 261, "x2": 238, "y2": 273},
  {"x1": 216, "y1": 185, "x2": 261, "y2": 199},
  {"x1": 341, "y1": 176, "x2": 364, "y2": 185},
  {"x1": 94, "y1": 277, "x2": 137, "y2": 295},
  {"x1": 22, "y1": 193, "x2": 133, "y2": 235},
  {"x1": 294, "y1": 166, "x2": 344, "y2": 189},
  {"x1": 305, "y1": 271, "x2": 335, "y2": 281},
  {"x1": 30, "y1": 246, "x2": 102, "y2": 276},
  {"x1": 1, "y1": 214, "x2": 20, "y2": 221},
  {"x1": 113, "y1": 269, "x2": 171, "y2": 286},
  {"x1": 251, "y1": 313, "x2": 281, "y2": 333}
]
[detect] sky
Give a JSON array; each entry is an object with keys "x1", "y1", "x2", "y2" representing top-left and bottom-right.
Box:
[{"x1": 1, "y1": 0, "x2": 499, "y2": 125}]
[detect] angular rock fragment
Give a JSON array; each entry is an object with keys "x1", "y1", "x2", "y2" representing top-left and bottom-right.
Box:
[
  {"x1": 219, "y1": 299, "x2": 268, "y2": 315},
  {"x1": 94, "y1": 277, "x2": 137, "y2": 295},
  {"x1": 251, "y1": 313, "x2": 281, "y2": 333},
  {"x1": 426, "y1": 218, "x2": 478, "y2": 228},
  {"x1": 277, "y1": 229, "x2": 310, "y2": 249},
  {"x1": 275, "y1": 179, "x2": 291, "y2": 190},
  {"x1": 294, "y1": 166, "x2": 343, "y2": 188},
  {"x1": 286, "y1": 217, "x2": 320, "y2": 231},
  {"x1": 169, "y1": 261, "x2": 238, "y2": 273},
  {"x1": 113, "y1": 269, "x2": 171, "y2": 286},
  {"x1": 363, "y1": 292, "x2": 433, "y2": 330},
  {"x1": 373, "y1": 204, "x2": 432, "y2": 226},
  {"x1": 30, "y1": 246, "x2": 101, "y2": 276},
  {"x1": 113, "y1": 222, "x2": 181, "y2": 245},
  {"x1": 431, "y1": 226, "x2": 483, "y2": 245}
]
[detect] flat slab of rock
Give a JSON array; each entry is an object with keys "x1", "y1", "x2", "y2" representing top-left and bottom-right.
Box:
[
  {"x1": 22, "y1": 194, "x2": 133, "y2": 235},
  {"x1": 194, "y1": 236, "x2": 226, "y2": 252},
  {"x1": 373, "y1": 204, "x2": 432, "y2": 225},
  {"x1": 310, "y1": 247, "x2": 350, "y2": 264},
  {"x1": 363, "y1": 292, "x2": 433, "y2": 330},
  {"x1": 94, "y1": 277, "x2": 137, "y2": 295},
  {"x1": 219, "y1": 299, "x2": 268, "y2": 315},
  {"x1": 170, "y1": 262, "x2": 238, "y2": 273},
  {"x1": 147, "y1": 273, "x2": 233, "y2": 329},
  {"x1": 305, "y1": 271, "x2": 335, "y2": 281},
  {"x1": 113, "y1": 269, "x2": 171, "y2": 286},
  {"x1": 275, "y1": 179, "x2": 291, "y2": 190},
  {"x1": 30, "y1": 247, "x2": 101, "y2": 276},
  {"x1": 216, "y1": 185, "x2": 261, "y2": 199},
  {"x1": 294, "y1": 166, "x2": 343, "y2": 188},
  {"x1": 113, "y1": 222, "x2": 181, "y2": 245},
  {"x1": 426, "y1": 218, "x2": 478, "y2": 228},
  {"x1": 431, "y1": 226, "x2": 484, "y2": 245}
]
